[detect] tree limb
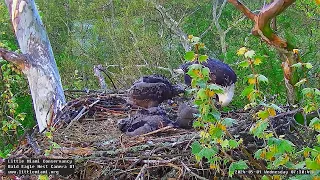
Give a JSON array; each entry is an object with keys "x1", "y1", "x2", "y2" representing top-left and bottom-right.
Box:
[
  {"x1": 227, "y1": 0, "x2": 256, "y2": 21},
  {"x1": 0, "y1": 48, "x2": 28, "y2": 69},
  {"x1": 228, "y1": 0, "x2": 296, "y2": 50}
]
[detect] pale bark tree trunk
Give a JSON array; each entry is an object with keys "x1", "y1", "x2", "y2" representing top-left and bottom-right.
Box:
[
  {"x1": 1, "y1": 0, "x2": 66, "y2": 132},
  {"x1": 228, "y1": 0, "x2": 300, "y2": 105}
]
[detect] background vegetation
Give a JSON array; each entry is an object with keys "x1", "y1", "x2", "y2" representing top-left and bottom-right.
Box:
[{"x1": 0, "y1": 0, "x2": 319, "y2": 163}]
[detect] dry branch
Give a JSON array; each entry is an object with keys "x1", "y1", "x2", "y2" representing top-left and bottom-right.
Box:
[
  {"x1": 228, "y1": 0, "x2": 296, "y2": 49},
  {"x1": 6, "y1": 92, "x2": 317, "y2": 179},
  {"x1": 0, "y1": 48, "x2": 28, "y2": 69},
  {"x1": 134, "y1": 164, "x2": 148, "y2": 180}
]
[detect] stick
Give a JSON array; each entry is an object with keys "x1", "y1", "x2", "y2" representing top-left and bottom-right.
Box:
[
  {"x1": 135, "y1": 164, "x2": 148, "y2": 180},
  {"x1": 181, "y1": 161, "x2": 209, "y2": 180},
  {"x1": 139, "y1": 126, "x2": 173, "y2": 137}
]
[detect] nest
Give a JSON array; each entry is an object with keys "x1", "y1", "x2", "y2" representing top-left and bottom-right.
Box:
[{"x1": 0, "y1": 91, "x2": 316, "y2": 180}]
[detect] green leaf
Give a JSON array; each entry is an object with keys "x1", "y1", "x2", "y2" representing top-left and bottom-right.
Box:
[
  {"x1": 293, "y1": 161, "x2": 305, "y2": 169},
  {"x1": 269, "y1": 103, "x2": 283, "y2": 112},
  {"x1": 309, "y1": 117, "x2": 320, "y2": 131},
  {"x1": 262, "y1": 175, "x2": 269, "y2": 180},
  {"x1": 186, "y1": 68, "x2": 196, "y2": 77},
  {"x1": 193, "y1": 120, "x2": 204, "y2": 128},
  {"x1": 198, "y1": 147, "x2": 217, "y2": 159},
  {"x1": 207, "y1": 84, "x2": 224, "y2": 93},
  {"x1": 39, "y1": 175, "x2": 49, "y2": 180},
  {"x1": 254, "y1": 149, "x2": 263, "y2": 159},
  {"x1": 310, "y1": 117, "x2": 320, "y2": 126},
  {"x1": 222, "y1": 118, "x2": 237, "y2": 127},
  {"x1": 306, "y1": 158, "x2": 320, "y2": 170},
  {"x1": 250, "y1": 119, "x2": 269, "y2": 138},
  {"x1": 229, "y1": 140, "x2": 239, "y2": 149},
  {"x1": 276, "y1": 138, "x2": 295, "y2": 153},
  {"x1": 209, "y1": 125, "x2": 224, "y2": 138},
  {"x1": 304, "y1": 63, "x2": 313, "y2": 69},
  {"x1": 185, "y1": 88, "x2": 197, "y2": 95},
  {"x1": 257, "y1": 74, "x2": 268, "y2": 83},
  {"x1": 208, "y1": 109, "x2": 221, "y2": 120},
  {"x1": 189, "y1": 64, "x2": 202, "y2": 70},
  {"x1": 291, "y1": 63, "x2": 302, "y2": 68},
  {"x1": 200, "y1": 104, "x2": 210, "y2": 116},
  {"x1": 294, "y1": 78, "x2": 307, "y2": 87},
  {"x1": 241, "y1": 84, "x2": 254, "y2": 97},
  {"x1": 202, "y1": 67, "x2": 210, "y2": 77},
  {"x1": 257, "y1": 110, "x2": 269, "y2": 120},
  {"x1": 244, "y1": 50, "x2": 255, "y2": 58},
  {"x1": 221, "y1": 139, "x2": 229, "y2": 148},
  {"x1": 199, "y1": 55, "x2": 208, "y2": 63},
  {"x1": 196, "y1": 79, "x2": 207, "y2": 88},
  {"x1": 238, "y1": 60, "x2": 249, "y2": 68},
  {"x1": 51, "y1": 142, "x2": 61, "y2": 149},
  {"x1": 253, "y1": 56, "x2": 263, "y2": 65},
  {"x1": 184, "y1": 51, "x2": 195, "y2": 61},
  {"x1": 317, "y1": 134, "x2": 320, "y2": 144},
  {"x1": 273, "y1": 155, "x2": 287, "y2": 167},
  {"x1": 191, "y1": 36, "x2": 200, "y2": 43},
  {"x1": 191, "y1": 141, "x2": 202, "y2": 154},
  {"x1": 229, "y1": 160, "x2": 248, "y2": 177}
]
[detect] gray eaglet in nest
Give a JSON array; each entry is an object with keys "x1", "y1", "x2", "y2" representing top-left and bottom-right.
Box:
[
  {"x1": 127, "y1": 74, "x2": 184, "y2": 108},
  {"x1": 174, "y1": 58, "x2": 237, "y2": 107}
]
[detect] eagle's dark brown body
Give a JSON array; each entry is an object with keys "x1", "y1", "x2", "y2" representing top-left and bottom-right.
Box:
[
  {"x1": 128, "y1": 74, "x2": 184, "y2": 108},
  {"x1": 180, "y1": 58, "x2": 237, "y2": 87},
  {"x1": 179, "y1": 58, "x2": 237, "y2": 107}
]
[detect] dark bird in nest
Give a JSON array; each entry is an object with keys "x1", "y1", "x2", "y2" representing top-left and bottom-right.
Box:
[
  {"x1": 174, "y1": 58, "x2": 237, "y2": 107},
  {"x1": 118, "y1": 105, "x2": 198, "y2": 136},
  {"x1": 175, "y1": 103, "x2": 199, "y2": 129},
  {"x1": 128, "y1": 74, "x2": 185, "y2": 108},
  {"x1": 118, "y1": 107, "x2": 173, "y2": 136}
]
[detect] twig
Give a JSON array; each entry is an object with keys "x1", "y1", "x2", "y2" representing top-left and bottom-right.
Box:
[
  {"x1": 167, "y1": 162, "x2": 183, "y2": 179},
  {"x1": 135, "y1": 164, "x2": 148, "y2": 180},
  {"x1": 97, "y1": 66, "x2": 118, "y2": 90},
  {"x1": 126, "y1": 157, "x2": 179, "y2": 165},
  {"x1": 66, "y1": 99, "x2": 100, "y2": 129},
  {"x1": 25, "y1": 132, "x2": 41, "y2": 155},
  {"x1": 270, "y1": 108, "x2": 302, "y2": 120},
  {"x1": 181, "y1": 161, "x2": 209, "y2": 180},
  {"x1": 139, "y1": 126, "x2": 173, "y2": 137},
  {"x1": 184, "y1": 134, "x2": 197, "y2": 151}
]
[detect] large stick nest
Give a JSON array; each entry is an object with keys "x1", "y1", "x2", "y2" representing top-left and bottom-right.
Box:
[{"x1": 0, "y1": 91, "x2": 316, "y2": 179}]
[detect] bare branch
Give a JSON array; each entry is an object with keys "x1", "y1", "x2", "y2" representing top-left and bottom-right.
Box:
[
  {"x1": 227, "y1": 0, "x2": 256, "y2": 21},
  {"x1": 199, "y1": 22, "x2": 213, "y2": 38},
  {"x1": 177, "y1": 7, "x2": 200, "y2": 26},
  {"x1": 154, "y1": 4, "x2": 191, "y2": 51},
  {"x1": 93, "y1": 65, "x2": 107, "y2": 90},
  {"x1": 0, "y1": 48, "x2": 28, "y2": 68},
  {"x1": 228, "y1": 0, "x2": 296, "y2": 50},
  {"x1": 225, "y1": 15, "x2": 246, "y2": 34},
  {"x1": 217, "y1": 0, "x2": 227, "y2": 20}
]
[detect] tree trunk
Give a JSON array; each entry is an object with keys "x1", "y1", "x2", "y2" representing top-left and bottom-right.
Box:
[{"x1": 4, "y1": 0, "x2": 66, "y2": 132}]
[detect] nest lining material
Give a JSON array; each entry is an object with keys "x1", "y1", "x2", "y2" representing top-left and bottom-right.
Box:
[{"x1": 0, "y1": 91, "x2": 314, "y2": 180}]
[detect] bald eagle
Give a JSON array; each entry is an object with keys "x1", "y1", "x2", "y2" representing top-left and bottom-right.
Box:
[
  {"x1": 128, "y1": 74, "x2": 184, "y2": 108},
  {"x1": 175, "y1": 58, "x2": 237, "y2": 107}
]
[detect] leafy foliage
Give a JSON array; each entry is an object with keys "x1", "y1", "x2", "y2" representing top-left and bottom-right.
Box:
[
  {"x1": 0, "y1": 2, "x2": 34, "y2": 158},
  {"x1": 186, "y1": 37, "x2": 247, "y2": 177}
]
